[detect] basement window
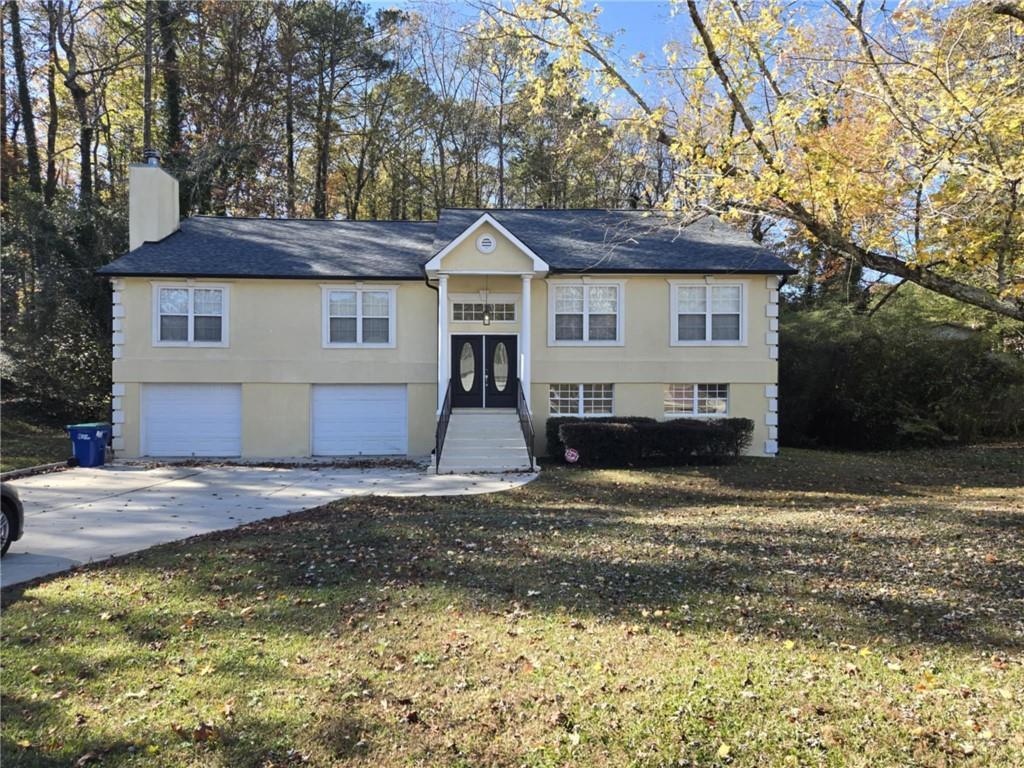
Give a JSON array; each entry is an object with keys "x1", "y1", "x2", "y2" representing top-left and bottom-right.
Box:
[
  {"x1": 664, "y1": 384, "x2": 730, "y2": 417},
  {"x1": 549, "y1": 384, "x2": 614, "y2": 416}
]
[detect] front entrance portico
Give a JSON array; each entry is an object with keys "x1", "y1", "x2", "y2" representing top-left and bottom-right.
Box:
[
  {"x1": 425, "y1": 213, "x2": 548, "y2": 473},
  {"x1": 425, "y1": 213, "x2": 549, "y2": 413}
]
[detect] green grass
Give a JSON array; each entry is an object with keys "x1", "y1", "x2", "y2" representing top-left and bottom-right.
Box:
[
  {"x1": 2, "y1": 447, "x2": 1022, "y2": 767},
  {"x1": 1, "y1": 413, "x2": 70, "y2": 472}
]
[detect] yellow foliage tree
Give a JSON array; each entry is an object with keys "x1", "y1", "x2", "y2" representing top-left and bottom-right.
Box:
[{"x1": 483, "y1": 0, "x2": 1024, "y2": 320}]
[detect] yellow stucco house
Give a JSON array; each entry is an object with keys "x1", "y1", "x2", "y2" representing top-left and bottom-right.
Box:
[{"x1": 98, "y1": 163, "x2": 795, "y2": 472}]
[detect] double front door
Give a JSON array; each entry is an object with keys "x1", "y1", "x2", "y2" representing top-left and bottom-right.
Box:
[{"x1": 451, "y1": 334, "x2": 517, "y2": 408}]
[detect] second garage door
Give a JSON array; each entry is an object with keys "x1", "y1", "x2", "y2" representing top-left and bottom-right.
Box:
[
  {"x1": 312, "y1": 385, "x2": 408, "y2": 456},
  {"x1": 141, "y1": 384, "x2": 242, "y2": 457}
]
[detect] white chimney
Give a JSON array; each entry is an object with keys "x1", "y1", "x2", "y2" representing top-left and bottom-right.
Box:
[{"x1": 129, "y1": 161, "x2": 180, "y2": 251}]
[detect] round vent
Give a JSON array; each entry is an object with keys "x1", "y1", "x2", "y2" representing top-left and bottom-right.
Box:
[{"x1": 476, "y1": 233, "x2": 497, "y2": 254}]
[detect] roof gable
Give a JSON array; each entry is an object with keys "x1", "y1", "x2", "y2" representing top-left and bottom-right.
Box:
[{"x1": 424, "y1": 213, "x2": 549, "y2": 275}]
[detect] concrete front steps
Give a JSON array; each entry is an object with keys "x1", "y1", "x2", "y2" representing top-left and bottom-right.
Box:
[{"x1": 435, "y1": 409, "x2": 534, "y2": 474}]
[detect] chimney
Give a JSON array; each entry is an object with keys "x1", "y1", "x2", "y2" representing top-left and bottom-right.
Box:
[{"x1": 129, "y1": 155, "x2": 180, "y2": 251}]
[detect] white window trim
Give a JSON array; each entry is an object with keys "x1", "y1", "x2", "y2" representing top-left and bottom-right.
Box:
[
  {"x1": 548, "y1": 383, "x2": 615, "y2": 417},
  {"x1": 547, "y1": 279, "x2": 625, "y2": 347},
  {"x1": 320, "y1": 284, "x2": 398, "y2": 349},
  {"x1": 449, "y1": 292, "x2": 518, "y2": 323},
  {"x1": 669, "y1": 280, "x2": 747, "y2": 347},
  {"x1": 663, "y1": 383, "x2": 731, "y2": 418},
  {"x1": 151, "y1": 282, "x2": 230, "y2": 348}
]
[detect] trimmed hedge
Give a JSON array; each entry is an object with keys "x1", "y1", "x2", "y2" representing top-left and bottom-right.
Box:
[
  {"x1": 545, "y1": 416, "x2": 656, "y2": 460},
  {"x1": 557, "y1": 417, "x2": 754, "y2": 467}
]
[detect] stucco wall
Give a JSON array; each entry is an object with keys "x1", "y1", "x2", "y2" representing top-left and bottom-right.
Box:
[
  {"x1": 529, "y1": 381, "x2": 773, "y2": 458},
  {"x1": 528, "y1": 274, "x2": 778, "y2": 456},
  {"x1": 112, "y1": 241, "x2": 780, "y2": 459},
  {"x1": 128, "y1": 165, "x2": 180, "y2": 250},
  {"x1": 114, "y1": 277, "x2": 438, "y2": 458}
]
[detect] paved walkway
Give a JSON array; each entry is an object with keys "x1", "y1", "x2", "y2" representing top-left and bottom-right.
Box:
[{"x1": 1, "y1": 464, "x2": 536, "y2": 587}]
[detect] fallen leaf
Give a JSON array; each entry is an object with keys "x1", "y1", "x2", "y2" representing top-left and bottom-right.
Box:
[{"x1": 192, "y1": 722, "x2": 219, "y2": 742}]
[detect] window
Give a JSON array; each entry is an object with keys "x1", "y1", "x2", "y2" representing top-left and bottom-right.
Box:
[
  {"x1": 664, "y1": 384, "x2": 729, "y2": 417},
  {"x1": 549, "y1": 282, "x2": 623, "y2": 344},
  {"x1": 548, "y1": 384, "x2": 614, "y2": 416},
  {"x1": 153, "y1": 284, "x2": 228, "y2": 346},
  {"x1": 322, "y1": 286, "x2": 396, "y2": 347},
  {"x1": 452, "y1": 301, "x2": 516, "y2": 322},
  {"x1": 671, "y1": 282, "x2": 744, "y2": 344}
]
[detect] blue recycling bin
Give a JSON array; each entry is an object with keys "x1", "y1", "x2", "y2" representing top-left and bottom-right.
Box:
[{"x1": 66, "y1": 423, "x2": 110, "y2": 467}]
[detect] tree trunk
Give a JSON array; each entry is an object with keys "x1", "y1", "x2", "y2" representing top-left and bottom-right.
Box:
[
  {"x1": 143, "y1": 0, "x2": 153, "y2": 152},
  {"x1": 313, "y1": 69, "x2": 334, "y2": 219},
  {"x1": 285, "y1": 66, "x2": 296, "y2": 217},
  {"x1": 44, "y1": 1, "x2": 58, "y2": 204},
  {"x1": 157, "y1": 0, "x2": 181, "y2": 152},
  {"x1": 7, "y1": 0, "x2": 42, "y2": 194},
  {"x1": 70, "y1": 85, "x2": 92, "y2": 203},
  {"x1": 496, "y1": 90, "x2": 505, "y2": 208},
  {"x1": 1, "y1": 5, "x2": 9, "y2": 204}
]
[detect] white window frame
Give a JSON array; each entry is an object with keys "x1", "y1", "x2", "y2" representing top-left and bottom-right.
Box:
[
  {"x1": 547, "y1": 280, "x2": 625, "y2": 346},
  {"x1": 548, "y1": 383, "x2": 615, "y2": 417},
  {"x1": 151, "y1": 282, "x2": 230, "y2": 348},
  {"x1": 320, "y1": 284, "x2": 398, "y2": 349},
  {"x1": 664, "y1": 383, "x2": 730, "y2": 418},
  {"x1": 449, "y1": 293, "x2": 518, "y2": 323},
  {"x1": 669, "y1": 280, "x2": 746, "y2": 346}
]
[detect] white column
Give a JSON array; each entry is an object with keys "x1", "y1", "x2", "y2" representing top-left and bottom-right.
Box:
[
  {"x1": 521, "y1": 274, "x2": 532, "y2": 408},
  {"x1": 437, "y1": 274, "x2": 449, "y2": 412}
]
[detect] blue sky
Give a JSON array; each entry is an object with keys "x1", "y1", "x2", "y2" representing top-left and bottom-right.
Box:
[
  {"x1": 364, "y1": 0, "x2": 688, "y2": 104},
  {"x1": 365, "y1": 0, "x2": 685, "y2": 60},
  {"x1": 593, "y1": 1, "x2": 683, "y2": 58}
]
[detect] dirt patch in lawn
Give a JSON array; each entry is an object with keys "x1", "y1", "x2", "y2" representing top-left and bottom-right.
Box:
[{"x1": 2, "y1": 446, "x2": 1022, "y2": 767}]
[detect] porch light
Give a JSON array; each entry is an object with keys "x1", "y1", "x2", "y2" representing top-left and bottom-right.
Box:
[{"x1": 482, "y1": 278, "x2": 492, "y2": 325}]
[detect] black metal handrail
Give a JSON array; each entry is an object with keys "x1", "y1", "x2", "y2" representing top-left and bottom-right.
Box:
[
  {"x1": 516, "y1": 378, "x2": 535, "y2": 471},
  {"x1": 434, "y1": 378, "x2": 452, "y2": 474}
]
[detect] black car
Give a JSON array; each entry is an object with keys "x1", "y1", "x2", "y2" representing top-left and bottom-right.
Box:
[{"x1": 1, "y1": 483, "x2": 24, "y2": 556}]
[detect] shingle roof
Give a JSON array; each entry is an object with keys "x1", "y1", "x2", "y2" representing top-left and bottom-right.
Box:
[
  {"x1": 97, "y1": 209, "x2": 795, "y2": 279},
  {"x1": 97, "y1": 216, "x2": 438, "y2": 279},
  {"x1": 435, "y1": 209, "x2": 795, "y2": 274}
]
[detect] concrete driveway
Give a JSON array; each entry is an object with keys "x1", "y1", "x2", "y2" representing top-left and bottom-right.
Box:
[{"x1": 1, "y1": 464, "x2": 536, "y2": 588}]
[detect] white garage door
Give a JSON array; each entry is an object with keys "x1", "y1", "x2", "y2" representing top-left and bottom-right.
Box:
[
  {"x1": 142, "y1": 384, "x2": 242, "y2": 457},
  {"x1": 312, "y1": 385, "x2": 407, "y2": 456}
]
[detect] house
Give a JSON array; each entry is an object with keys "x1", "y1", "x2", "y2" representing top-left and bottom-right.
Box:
[{"x1": 97, "y1": 162, "x2": 795, "y2": 472}]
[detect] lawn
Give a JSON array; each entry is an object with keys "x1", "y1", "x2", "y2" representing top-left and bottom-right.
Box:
[
  {"x1": 1, "y1": 410, "x2": 70, "y2": 473},
  {"x1": 2, "y1": 447, "x2": 1022, "y2": 767}
]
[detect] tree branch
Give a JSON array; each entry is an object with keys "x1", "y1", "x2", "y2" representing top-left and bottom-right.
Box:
[{"x1": 988, "y1": 2, "x2": 1024, "y2": 23}]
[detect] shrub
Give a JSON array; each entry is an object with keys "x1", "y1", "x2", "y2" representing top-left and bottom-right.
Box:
[
  {"x1": 780, "y1": 307, "x2": 1024, "y2": 449},
  {"x1": 558, "y1": 422, "x2": 642, "y2": 466},
  {"x1": 557, "y1": 417, "x2": 754, "y2": 468},
  {"x1": 1, "y1": 298, "x2": 111, "y2": 421},
  {"x1": 546, "y1": 415, "x2": 655, "y2": 461}
]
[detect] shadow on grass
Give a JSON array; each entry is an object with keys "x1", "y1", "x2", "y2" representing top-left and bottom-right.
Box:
[{"x1": 2, "y1": 447, "x2": 1022, "y2": 766}]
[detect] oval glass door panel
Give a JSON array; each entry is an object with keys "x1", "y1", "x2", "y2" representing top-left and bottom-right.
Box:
[
  {"x1": 493, "y1": 342, "x2": 509, "y2": 392},
  {"x1": 459, "y1": 342, "x2": 475, "y2": 391}
]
